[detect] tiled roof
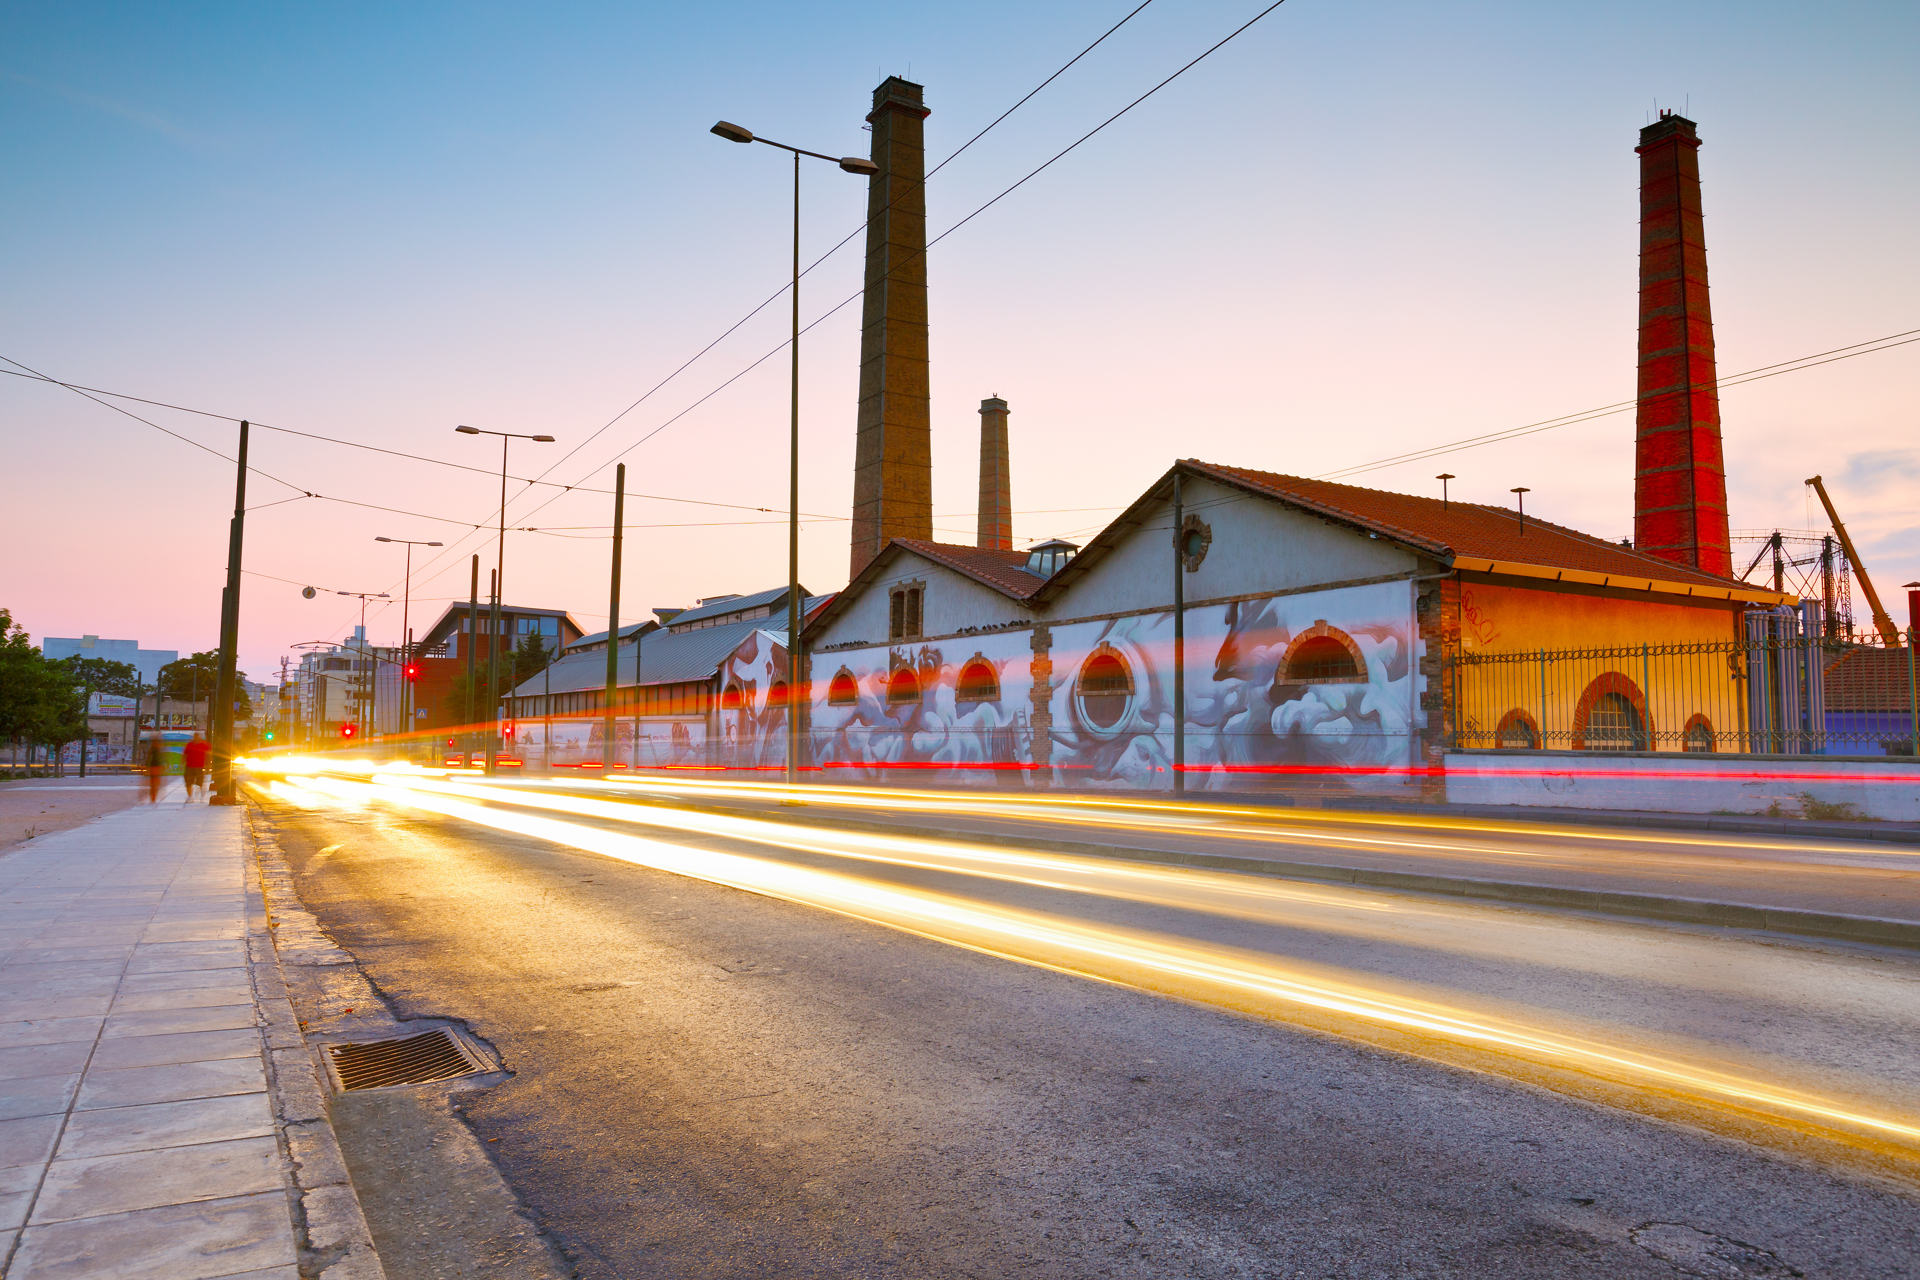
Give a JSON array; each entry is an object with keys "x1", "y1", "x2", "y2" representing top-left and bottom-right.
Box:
[
  {"x1": 892, "y1": 540, "x2": 1046, "y2": 600},
  {"x1": 1187, "y1": 462, "x2": 1763, "y2": 593},
  {"x1": 1822, "y1": 648, "x2": 1917, "y2": 713}
]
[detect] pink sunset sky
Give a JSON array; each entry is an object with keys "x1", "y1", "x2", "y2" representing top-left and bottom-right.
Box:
[{"x1": 4, "y1": 0, "x2": 1916, "y2": 681}]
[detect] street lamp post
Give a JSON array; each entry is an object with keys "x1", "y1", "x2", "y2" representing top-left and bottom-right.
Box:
[
  {"x1": 711, "y1": 118, "x2": 876, "y2": 785},
  {"x1": 334, "y1": 592, "x2": 389, "y2": 738},
  {"x1": 376, "y1": 536, "x2": 442, "y2": 758},
  {"x1": 455, "y1": 425, "x2": 555, "y2": 774}
]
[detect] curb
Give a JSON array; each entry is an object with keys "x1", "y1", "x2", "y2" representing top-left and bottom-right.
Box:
[
  {"x1": 243, "y1": 806, "x2": 389, "y2": 1280},
  {"x1": 636, "y1": 794, "x2": 1920, "y2": 955}
]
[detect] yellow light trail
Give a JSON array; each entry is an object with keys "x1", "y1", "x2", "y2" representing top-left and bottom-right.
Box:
[{"x1": 256, "y1": 769, "x2": 1920, "y2": 1173}]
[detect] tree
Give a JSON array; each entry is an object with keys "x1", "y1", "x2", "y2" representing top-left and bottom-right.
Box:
[
  {"x1": 158, "y1": 651, "x2": 249, "y2": 722},
  {"x1": 0, "y1": 609, "x2": 44, "y2": 755},
  {"x1": 511, "y1": 631, "x2": 554, "y2": 689}
]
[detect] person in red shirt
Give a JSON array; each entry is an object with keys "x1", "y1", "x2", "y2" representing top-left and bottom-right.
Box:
[{"x1": 182, "y1": 734, "x2": 211, "y2": 802}]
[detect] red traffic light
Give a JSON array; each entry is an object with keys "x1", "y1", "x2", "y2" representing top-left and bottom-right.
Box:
[
  {"x1": 502, "y1": 722, "x2": 515, "y2": 739},
  {"x1": 404, "y1": 664, "x2": 419, "y2": 681},
  {"x1": 341, "y1": 724, "x2": 357, "y2": 739}
]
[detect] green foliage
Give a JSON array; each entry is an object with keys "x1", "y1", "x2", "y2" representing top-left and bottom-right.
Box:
[
  {"x1": 511, "y1": 631, "x2": 554, "y2": 688},
  {"x1": 158, "y1": 651, "x2": 250, "y2": 720}
]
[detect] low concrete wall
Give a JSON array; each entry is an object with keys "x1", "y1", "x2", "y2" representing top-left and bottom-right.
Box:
[{"x1": 1445, "y1": 751, "x2": 1920, "y2": 823}]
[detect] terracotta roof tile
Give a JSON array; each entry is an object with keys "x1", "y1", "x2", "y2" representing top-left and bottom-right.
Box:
[
  {"x1": 893, "y1": 540, "x2": 1045, "y2": 599},
  {"x1": 1189, "y1": 462, "x2": 1765, "y2": 593}
]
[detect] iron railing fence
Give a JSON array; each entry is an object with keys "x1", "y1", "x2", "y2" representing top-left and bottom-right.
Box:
[{"x1": 1448, "y1": 626, "x2": 1918, "y2": 757}]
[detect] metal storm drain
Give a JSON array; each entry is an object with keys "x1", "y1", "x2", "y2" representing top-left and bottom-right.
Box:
[{"x1": 325, "y1": 1028, "x2": 488, "y2": 1091}]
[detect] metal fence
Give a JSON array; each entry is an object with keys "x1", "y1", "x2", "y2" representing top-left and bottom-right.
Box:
[{"x1": 1449, "y1": 617, "x2": 1918, "y2": 757}]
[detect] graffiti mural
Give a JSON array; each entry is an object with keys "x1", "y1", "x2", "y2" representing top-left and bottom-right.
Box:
[
  {"x1": 716, "y1": 629, "x2": 788, "y2": 770},
  {"x1": 809, "y1": 630, "x2": 1035, "y2": 782},
  {"x1": 1046, "y1": 581, "x2": 1419, "y2": 792},
  {"x1": 805, "y1": 581, "x2": 1419, "y2": 794}
]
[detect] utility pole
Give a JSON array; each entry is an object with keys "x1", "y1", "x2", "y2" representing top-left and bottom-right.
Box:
[
  {"x1": 464, "y1": 556, "x2": 478, "y2": 767},
  {"x1": 211, "y1": 420, "x2": 248, "y2": 804},
  {"x1": 486, "y1": 569, "x2": 499, "y2": 773},
  {"x1": 604, "y1": 463, "x2": 625, "y2": 776},
  {"x1": 1171, "y1": 471, "x2": 1186, "y2": 796}
]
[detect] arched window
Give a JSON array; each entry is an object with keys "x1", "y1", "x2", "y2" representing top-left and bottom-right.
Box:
[
  {"x1": 886, "y1": 665, "x2": 920, "y2": 706},
  {"x1": 767, "y1": 681, "x2": 788, "y2": 712},
  {"x1": 1280, "y1": 622, "x2": 1366, "y2": 685},
  {"x1": 1572, "y1": 673, "x2": 1650, "y2": 752},
  {"x1": 955, "y1": 658, "x2": 999, "y2": 705},
  {"x1": 1076, "y1": 647, "x2": 1133, "y2": 731},
  {"x1": 1495, "y1": 708, "x2": 1540, "y2": 750},
  {"x1": 827, "y1": 668, "x2": 858, "y2": 707},
  {"x1": 1682, "y1": 714, "x2": 1715, "y2": 753},
  {"x1": 719, "y1": 683, "x2": 744, "y2": 712}
]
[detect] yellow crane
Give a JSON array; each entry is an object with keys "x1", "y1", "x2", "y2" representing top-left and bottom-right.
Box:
[{"x1": 1805, "y1": 475, "x2": 1901, "y2": 646}]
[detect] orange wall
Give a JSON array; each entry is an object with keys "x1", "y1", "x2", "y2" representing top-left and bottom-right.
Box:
[{"x1": 1455, "y1": 579, "x2": 1746, "y2": 751}]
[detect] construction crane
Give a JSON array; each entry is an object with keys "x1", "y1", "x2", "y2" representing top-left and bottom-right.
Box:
[{"x1": 1805, "y1": 475, "x2": 1901, "y2": 645}]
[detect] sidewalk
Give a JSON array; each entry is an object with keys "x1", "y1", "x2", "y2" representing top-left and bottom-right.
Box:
[{"x1": 0, "y1": 785, "x2": 378, "y2": 1279}]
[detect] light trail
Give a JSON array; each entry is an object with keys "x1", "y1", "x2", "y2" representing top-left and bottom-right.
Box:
[{"x1": 254, "y1": 768, "x2": 1920, "y2": 1173}]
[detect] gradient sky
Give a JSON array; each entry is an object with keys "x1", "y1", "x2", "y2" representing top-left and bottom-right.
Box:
[{"x1": 4, "y1": 0, "x2": 1916, "y2": 681}]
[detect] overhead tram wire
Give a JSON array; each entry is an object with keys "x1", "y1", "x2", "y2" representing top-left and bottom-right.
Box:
[
  {"x1": 0, "y1": 364, "x2": 845, "y2": 520},
  {"x1": 1317, "y1": 329, "x2": 1920, "y2": 482},
  {"x1": 448, "y1": 0, "x2": 1297, "y2": 591},
  {"x1": 382, "y1": 1, "x2": 1170, "y2": 604}
]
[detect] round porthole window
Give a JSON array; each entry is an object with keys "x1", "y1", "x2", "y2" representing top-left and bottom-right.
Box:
[
  {"x1": 1178, "y1": 514, "x2": 1212, "y2": 571},
  {"x1": 1074, "y1": 647, "x2": 1134, "y2": 736}
]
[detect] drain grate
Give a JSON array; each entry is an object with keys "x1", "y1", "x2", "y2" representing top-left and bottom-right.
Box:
[{"x1": 325, "y1": 1028, "x2": 487, "y2": 1091}]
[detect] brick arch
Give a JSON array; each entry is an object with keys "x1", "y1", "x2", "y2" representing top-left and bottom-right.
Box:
[
  {"x1": 1278, "y1": 620, "x2": 1367, "y2": 685},
  {"x1": 1682, "y1": 712, "x2": 1716, "y2": 753},
  {"x1": 1495, "y1": 707, "x2": 1541, "y2": 750},
  {"x1": 1570, "y1": 672, "x2": 1653, "y2": 751}
]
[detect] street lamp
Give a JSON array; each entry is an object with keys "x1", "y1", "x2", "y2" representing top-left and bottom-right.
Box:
[
  {"x1": 455, "y1": 425, "x2": 555, "y2": 774},
  {"x1": 711, "y1": 118, "x2": 876, "y2": 785},
  {"x1": 376, "y1": 536, "x2": 442, "y2": 758},
  {"x1": 334, "y1": 591, "x2": 390, "y2": 739}
]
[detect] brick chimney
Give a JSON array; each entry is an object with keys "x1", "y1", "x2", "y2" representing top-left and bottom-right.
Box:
[
  {"x1": 1634, "y1": 112, "x2": 1731, "y2": 576},
  {"x1": 849, "y1": 76, "x2": 934, "y2": 580},
  {"x1": 977, "y1": 397, "x2": 1011, "y2": 550}
]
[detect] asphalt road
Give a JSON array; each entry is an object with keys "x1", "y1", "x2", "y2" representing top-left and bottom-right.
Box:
[{"x1": 250, "y1": 777, "x2": 1920, "y2": 1279}]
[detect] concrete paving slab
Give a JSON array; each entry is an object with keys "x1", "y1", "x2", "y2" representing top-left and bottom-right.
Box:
[
  {"x1": 9, "y1": 1190, "x2": 297, "y2": 1280},
  {"x1": 108, "y1": 987, "x2": 250, "y2": 1014},
  {"x1": 0, "y1": 1188, "x2": 29, "y2": 1230},
  {"x1": 139, "y1": 923, "x2": 242, "y2": 944},
  {"x1": 88, "y1": 1028, "x2": 259, "y2": 1072},
  {"x1": 125, "y1": 945, "x2": 247, "y2": 975},
  {"x1": 0, "y1": 1074, "x2": 80, "y2": 1122},
  {"x1": 103, "y1": 1005, "x2": 255, "y2": 1039},
  {"x1": 31, "y1": 1134, "x2": 282, "y2": 1223},
  {"x1": 75, "y1": 1055, "x2": 266, "y2": 1111},
  {"x1": 0, "y1": 1042, "x2": 92, "y2": 1083},
  {"x1": 0, "y1": 1115, "x2": 61, "y2": 1169},
  {"x1": 57, "y1": 1092, "x2": 274, "y2": 1160},
  {"x1": 0, "y1": 1019, "x2": 101, "y2": 1050},
  {"x1": 115, "y1": 968, "x2": 250, "y2": 997}
]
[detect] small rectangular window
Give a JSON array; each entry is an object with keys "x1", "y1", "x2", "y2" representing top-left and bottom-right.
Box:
[{"x1": 889, "y1": 584, "x2": 925, "y2": 641}]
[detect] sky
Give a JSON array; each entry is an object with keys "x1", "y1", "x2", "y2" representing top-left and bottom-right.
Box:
[{"x1": 4, "y1": 0, "x2": 1917, "y2": 681}]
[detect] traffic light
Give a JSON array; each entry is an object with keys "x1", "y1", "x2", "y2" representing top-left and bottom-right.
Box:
[
  {"x1": 263, "y1": 730, "x2": 275, "y2": 742},
  {"x1": 340, "y1": 724, "x2": 357, "y2": 739},
  {"x1": 404, "y1": 663, "x2": 419, "y2": 681},
  {"x1": 446, "y1": 737, "x2": 456, "y2": 748},
  {"x1": 502, "y1": 722, "x2": 515, "y2": 740}
]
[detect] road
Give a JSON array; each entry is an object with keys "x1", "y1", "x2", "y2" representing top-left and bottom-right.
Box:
[{"x1": 247, "y1": 766, "x2": 1920, "y2": 1278}]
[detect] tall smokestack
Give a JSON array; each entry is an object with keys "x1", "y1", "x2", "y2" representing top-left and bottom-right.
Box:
[
  {"x1": 977, "y1": 397, "x2": 1011, "y2": 550},
  {"x1": 849, "y1": 76, "x2": 933, "y2": 579},
  {"x1": 1634, "y1": 112, "x2": 1731, "y2": 576}
]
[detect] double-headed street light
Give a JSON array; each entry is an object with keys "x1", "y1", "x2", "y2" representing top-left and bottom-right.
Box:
[
  {"x1": 712, "y1": 119, "x2": 876, "y2": 785},
  {"x1": 455, "y1": 425, "x2": 555, "y2": 773},
  {"x1": 376, "y1": 536, "x2": 442, "y2": 757}
]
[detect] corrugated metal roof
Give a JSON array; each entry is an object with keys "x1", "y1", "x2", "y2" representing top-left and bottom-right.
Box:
[
  {"x1": 508, "y1": 614, "x2": 786, "y2": 698},
  {"x1": 566, "y1": 621, "x2": 651, "y2": 651},
  {"x1": 664, "y1": 585, "x2": 799, "y2": 629}
]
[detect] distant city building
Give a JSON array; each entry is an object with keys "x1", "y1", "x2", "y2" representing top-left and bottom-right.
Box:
[{"x1": 42, "y1": 635, "x2": 177, "y2": 684}]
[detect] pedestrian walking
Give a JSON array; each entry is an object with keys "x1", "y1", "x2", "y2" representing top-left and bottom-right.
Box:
[
  {"x1": 182, "y1": 734, "x2": 210, "y2": 802},
  {"x1": 142, "y1": 734, "x2": 163, "y2": 803}
]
